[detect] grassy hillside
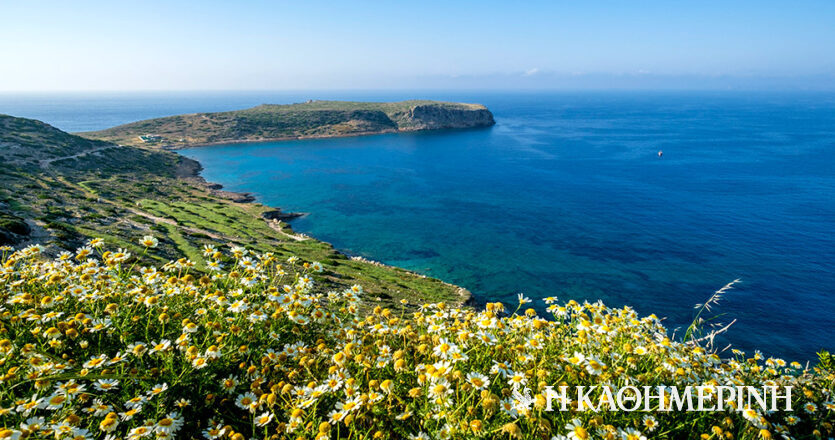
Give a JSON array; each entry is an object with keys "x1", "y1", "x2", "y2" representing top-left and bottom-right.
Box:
[
  {"x1": 0, "y1": 114, "x2": 467, "y2": 309},
  {"x1": 80, "y1": 100, "x2": 495, "y2": 148}
]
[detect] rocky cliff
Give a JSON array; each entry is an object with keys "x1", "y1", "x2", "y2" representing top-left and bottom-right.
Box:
[{"x1": 393, "y1": 103, "x2": 496, "y2": 130}]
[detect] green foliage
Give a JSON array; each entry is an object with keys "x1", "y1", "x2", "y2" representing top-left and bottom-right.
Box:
[
  {"x1": 0, "y1": 114, "x2": 465, "y2": 310},
  {"x1": 0, "y1": 211, "x2": 29, "y2": 236},
  {"x1": 818, "y1": 351, "x2": 835, "y2": 372}
]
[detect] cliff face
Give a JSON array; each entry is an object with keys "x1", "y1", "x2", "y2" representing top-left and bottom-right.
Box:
[{"x1": 395, "y1": 104, "x2": 496, "y2": 130}]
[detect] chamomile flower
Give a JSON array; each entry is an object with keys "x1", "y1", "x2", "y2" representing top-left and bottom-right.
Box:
[
  {"x1": 565, "y1": 419, "x2": 589, "y2": 440},
  {"x1": 466, "y1": 372, "x2": 490, "y2": 389},
  {"x1": 235, "y1": 392, "x2": 258, "y2": 412},
  {"x1": 94, "y1": 379, "x2": 119, "y2": 392},
  {"x1": 139, "y1": 236, "x2": 159, "y2": 248},
  {"x1": 254, "y1": 412, "x2": 274, "y2": 427}
]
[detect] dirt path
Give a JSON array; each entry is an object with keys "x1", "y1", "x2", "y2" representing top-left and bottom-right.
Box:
[
  {"x1": 40, "y1": 144, "x2": 122, "y2": 168},
  {"x1": 125, "y1": 208, "x2": 227, "y2": 241},
  {"x1": 39, "y1": 144, "x2": 304, "y2": 245},
  {"x1": 51, "y1": 174, "x2": 233, "y2": 243}
]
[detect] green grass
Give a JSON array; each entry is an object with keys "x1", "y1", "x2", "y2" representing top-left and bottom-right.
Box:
[
  {"x1": 157, "y1": 222, "x2": 206, "y2": 268},
  {"x1": 1, "y1": 114, "x2": 467, "y2": 310}
]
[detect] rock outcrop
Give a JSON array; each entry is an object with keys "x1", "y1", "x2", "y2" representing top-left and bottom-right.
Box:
[{"x1": 396, "y1": 103, "x2": 495, "y2": 130}]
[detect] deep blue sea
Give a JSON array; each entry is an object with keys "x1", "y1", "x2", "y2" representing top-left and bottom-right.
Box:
[{"x1": 2, "y1": 91, "x2": 833, "y2": 360}]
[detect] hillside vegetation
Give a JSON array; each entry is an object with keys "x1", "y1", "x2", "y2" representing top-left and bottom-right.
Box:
[
  {"x1": 0, "y1": 242, "x2": 832, "y2": 440},
  {"x1": 0, "y1": 114, "x2": 467, "y2": 310},
  {"x1": 80, "y1": 100, "x2": 495, "y2": 148}
]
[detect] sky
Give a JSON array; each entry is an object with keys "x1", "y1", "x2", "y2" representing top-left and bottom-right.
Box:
[{"x1": 1, "y1": 0, "x2": 834, "y2": 91}]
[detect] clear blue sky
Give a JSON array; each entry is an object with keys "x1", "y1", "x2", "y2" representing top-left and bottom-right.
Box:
[{"x1": 2, "y1": 0, "x2": 834, "y2": 90}]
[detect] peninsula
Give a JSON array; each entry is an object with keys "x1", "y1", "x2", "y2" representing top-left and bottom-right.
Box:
[
  {"x1": 0, "y1": 113, "x2": 470, "y2": 309},
  {"x1": 80, "y1": 100, "x2": 495, "y2": 148}
]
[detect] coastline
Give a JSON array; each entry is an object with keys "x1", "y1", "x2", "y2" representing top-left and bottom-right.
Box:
[
  {"x1": 174, "y1": 149, "x2": 475, "y2": 307},
  {"x1": 77, "y1": 100, "x2": 497, "y2": 149},
  {"x1": 138, "y1": 124, "x2": 494, "y2": 150}
]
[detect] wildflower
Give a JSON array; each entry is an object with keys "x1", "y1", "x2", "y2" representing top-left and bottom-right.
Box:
[
  {"x1": 42, "y1": 393, "x2": 68, "y2": 410},
  {"x1": 642, "y1": 415, "x2": 658, "y2": 432},
  {"x1": 205, "y1": 345, "x2": 221, "y2": 358},
  {"x1": 255, "y1": 412, "x2": 274, "y2": 427},
  {"x1": 175, "y1": 399, "x2": 190, "y2": 408},
  {"x1": 221, "y1": 375, "x2": 239, "y2": 393},
  {"x1": 228, "y1": 300, "x2": 249, "y2": 313},
  {"x1": 428, "y1": 378, "x2": 453, "y2": 399},
  {"x1": 139, "y1": 236, "x2": 159, "y2": 248},
  {"x1": 149, "y1": 339, "x2": 171, "y2": 355},
  {"x1": 128, "y1": 342, "x2": 148, "y2": 357},
  {"x1": 20, "y1": 416, "x2": 45, "y2": 433},
  {"x1": 327, "y1": 409, "x2": 346, "y2": 424},
  {"x1": 192, "y1": 356, "x2": 209, "y2": 369},
  {"x1": 126, "y1": 426, "x2": 153, "y2": 440},
  {"x1": 235, "y1": 392, "x2": 258, "y2": 412},
  {"x1": 500, "y1": 398, "x2": 519, "y2": 417},
  {"x1": 148, "y1": 383, "x2": 169, "y2": 396},
  {"x1": 742, "y1": 407, "x2": 765, "y2": 428},
  {"x1": 202, "y1": 424, "x2": 226, "y2": 440},
  {"x1": 125, "y1": 395, "x2": 147, "y2": 409},
  {"x1": 336, "y1": 396, "x2": 362, "y2": 413},
  {"x1": 432, "y1": 338, "x2": 458, "y2": 359},
  {"x1": 76, "y1": 246, "x2": 93, "y2": 259},
  {"x1": 585, "y1": 355, "x2": 606, "y2": 375},
  {"x1": 69, "y1": 427, "x2": 93, "y2": 440},
  {"x1": 507, "y1": 370, "x2": 528, "y2": 387},
  {"x1": 99, "y1": 414, "x2": 119, "y2": 433},
  {"x1": 517, "y1": 293, "x2": 531, "y2": 304},
  {"x1": 467, "y1": 372, "x2": 490, "y2": 389},
  {"x1": 565, "y1": 419, "x2": 589, "y2": 440},
  {"x1": 620, "y1": 428, "x2": 647, "y2": 440},
  {"x1": 94, "y1": 379, "x2": 119, "y2": 392},
  {"x1": 567, "y1": 352, "x2": 586, "y2": 365},
  {"x1": 82, "y1": 354, "x2": 108, "y2": 369},
  {"x1": 155, "y1": 413, "x2": 184, "y2": 435},
  {"x1": 326, "y1": 375, "x2": 343, "y2": 391}
]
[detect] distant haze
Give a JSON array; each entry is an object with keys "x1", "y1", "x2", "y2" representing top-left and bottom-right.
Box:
[{"x1": 1, "y1": 0, "x2": 834, "y2": 91}]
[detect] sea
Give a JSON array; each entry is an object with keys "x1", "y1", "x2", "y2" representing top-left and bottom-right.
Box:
[{"x1": 1, "y1": 90, "x2": 833, "y2": 361}]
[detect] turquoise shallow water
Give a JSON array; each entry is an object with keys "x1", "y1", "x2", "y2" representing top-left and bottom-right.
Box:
[{"x1": 2, "y1": 91, "x2": 833, "y2": 360}]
